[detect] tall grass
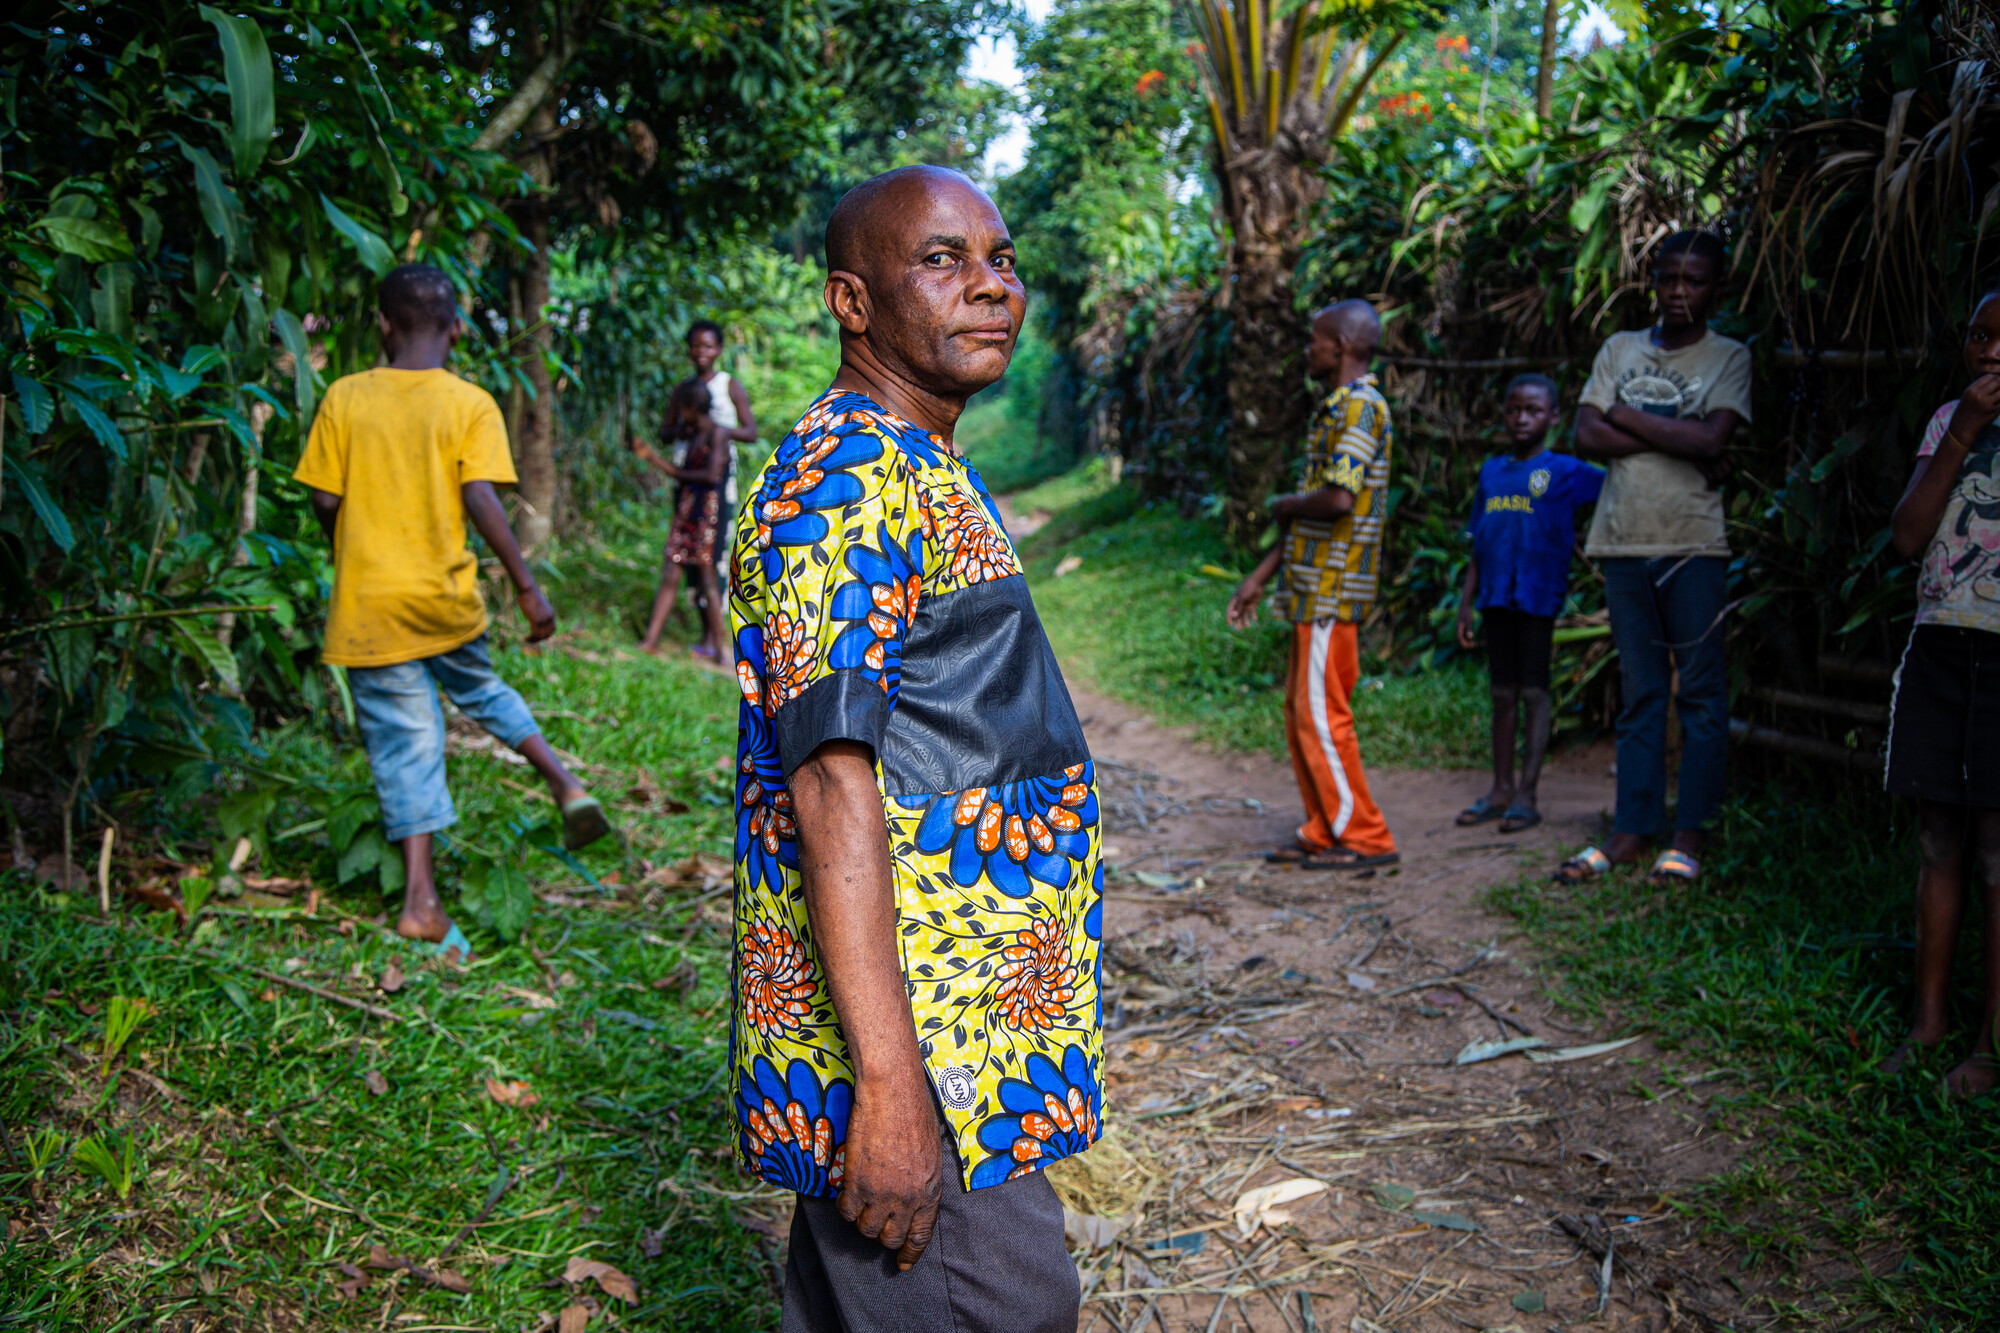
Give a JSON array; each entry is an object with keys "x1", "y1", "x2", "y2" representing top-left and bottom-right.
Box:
[{"x1": 1492, "y1": 792, "x2": 1999, "y2": 1327}]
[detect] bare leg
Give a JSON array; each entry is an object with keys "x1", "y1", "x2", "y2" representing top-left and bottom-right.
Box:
[
  {"x1": 517, "y1": 735, "x2": 589, "y2": 807},
  {"x1": 1514, "y1": 686, "x2": 1552, "y2": 812},
  {"x1": 639, "y1": 558, "x2": 686, "y2": 652},
  {"x1": 1887, "y1": 801, "x2": 1966, "y2": 1075},
  {"x1": 1945, "y1": 807, "x2": 2000, "y2": 1098},
  {"x1": 1486, "y1": 685, "x2": 1518, "y2": 807},
  {"x1": 395, "y1": 832, "x2": 450, "y2": 943},
  {"x1": 693, "y1": 567, "x2": 734, "y2": 668}
]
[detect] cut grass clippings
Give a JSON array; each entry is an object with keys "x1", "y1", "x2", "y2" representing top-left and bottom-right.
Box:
[
  {"x1": 0, "y1": 528, "x2": 779, "y2": 1329},
  {"x1": 1011, "y1": 460, "x2": 1488, "y2": 768},
  {"x1": 1490, "y1": 791, "x2": 2000, "y2": 1327}
]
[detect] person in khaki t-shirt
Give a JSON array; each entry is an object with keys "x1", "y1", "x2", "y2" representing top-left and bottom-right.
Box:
[
  {"x1": 294, "y1": 264, "x2": 612, "y2": 960},
  {"x1": 1554, "y1": 231, "x2": 1748, "y2": 890}
]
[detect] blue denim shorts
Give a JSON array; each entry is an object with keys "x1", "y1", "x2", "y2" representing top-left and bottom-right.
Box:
[{"x1": 347, "y1": 634, "x2": 541, "y2": 842}]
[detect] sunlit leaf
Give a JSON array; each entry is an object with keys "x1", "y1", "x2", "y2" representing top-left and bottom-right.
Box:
[
  {"x1": 32, "y1": 215, "x2": 134, "y2": 263},
  {"x1": 172, "y1": 619, "x2": 242, "y2": 694},
  {"x1": 199, "y1": 5, "x2": 275, "y2": 179},
  {"x1": 319, "y1": 194, "x2": 395, "y2": 277}
]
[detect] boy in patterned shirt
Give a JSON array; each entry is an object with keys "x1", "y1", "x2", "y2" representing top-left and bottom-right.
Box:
[{"x1": 1228, "y1": 300, "x2": 1399, "y2": 870}]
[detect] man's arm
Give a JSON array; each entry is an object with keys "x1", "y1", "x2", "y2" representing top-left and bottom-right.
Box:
[
  {"x1": 1573, "y1": 404, "x2": 1652, "y2": 460},
  {"x1": 1600, "y1": 404, "x2": 1740, "y2": 463},
  {"x1": 308, "y1": 488, "x2": 341, "y2": 544},
  {"x1": 788, "y1": 740, "x2": 942, "y2": 1270},
  {"x1": 461, "y1": 480, "x2": 556, "y2": 643},
  {"x1": 725, "y1": 379, "x2": 758, "y2": 443},
  {"x1": 1893, "y1": 376, "x2": 2000, "y2": 559},
  {"x1": 1271, "y1": 486, "x2": 1354, "y2": 522},
  {"x1": 1227, "y1": 543, "x2": 1287, "y2": 629},
  {"x1": 1456, "y1": 558, "x2": 1480, "y2": 650}
]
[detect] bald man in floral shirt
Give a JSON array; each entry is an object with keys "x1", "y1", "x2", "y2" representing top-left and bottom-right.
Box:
[{"x1": 724, "y1": 166, "x2": 1102, "y2": 1333}]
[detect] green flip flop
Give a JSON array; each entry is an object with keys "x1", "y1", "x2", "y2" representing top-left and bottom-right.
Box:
[{"x1": 562, "y1": 795, "x2": 614, "y2": 851}]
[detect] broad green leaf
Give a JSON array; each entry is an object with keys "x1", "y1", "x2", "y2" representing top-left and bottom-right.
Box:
[
  {"x1": 63, "y1": 389, "x2": 128, "y2": 462},
  {"x1": 199, "y1": 6, "x2": 275, "y2": 179},
  {"x1": 132, "y1": 200, "x2": 162, "y2": 256},
  {"x1": 178, "y1": 138, "x2": 248, "y2": 262},
  {"x1": 11, "y1": 373, "x2": 53, "y2": 432},
  {"x1": 217, "y1": 785, "x2": 277, "y2": 844},
  {"x1": 271, "y1": 307, "x2": 318, "y2": 422},
  {"x1": 319, "y1": 194, "x2": 394, "y2": 277},
  {"x1": 181, "y1": 345, "x2": 225, "y2": 377},
  {"x1": 462, "y1": 855, "x2": 533, "y2": 941},
  {"x1": 1566, "y1": 170, "x2": 1618, "y2": 234},
  {"x1": 91, "y1": 262, "x2": 135, "y2": 343},
  {"x1": 151, "y1": 356, "x2": 203, "y2": 401},
  {"x1": 3, "y1": 455, "x2": 75, "y2": 550},
  {"x1": 45, "y1": 626, "x2": 96, "y2": 699},
  {"x1": 32, "y1": 215, "x2": 134, "y2": 264},
  {"x1": 172, "y1": 619, "x2": 242, "y2": 694}
]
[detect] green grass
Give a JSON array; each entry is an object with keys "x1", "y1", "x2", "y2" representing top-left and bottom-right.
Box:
[
  {"x1": 959, "y1": 392, "x2": 1076, "y2": 497},
  {"x1": 0, "y1": 529, "x2": 776, "y2": 1328},
  {"x1": 1010, "y1": 459, "x2": 1489, "y2": 768},
  {"x1": 1490, "y1": 794, "x2": 2000, "y2": 1328}
]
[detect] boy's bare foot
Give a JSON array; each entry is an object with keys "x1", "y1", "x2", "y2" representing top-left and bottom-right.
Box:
[
  {"x1": 1944, "y1": 1053, "x2": 1998, "y2": 1100},
  {"x1": 396, "y1": 902, "x2": 453, "y2": 945},
  {"x1": 1881, "y1": 1033, "x2": 1944, "y2": 1077}
]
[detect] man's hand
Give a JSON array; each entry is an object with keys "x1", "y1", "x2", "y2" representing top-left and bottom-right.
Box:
[
  {"x1": 1227, "y1": 574, "x2": 1267, "y2": 629},
  {"x1": 1456, "y1": 604, "x2": 1477, "y2": 651},
  {"x1": 517, "y1": 586, "x2": 556, "y2": 642},
  {"x1": 1949, "y1": 373, "x2": 2000, "y2": 444},
  {"x1": 838, "y1": 1067, "x2": 943, "y2": 1270}
]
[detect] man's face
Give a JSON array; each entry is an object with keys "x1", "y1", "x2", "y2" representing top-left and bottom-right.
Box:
[
  {"x1": 1652, "y1": 252, "x2": 1719, "y2": 327},
  {"x1": 1504, "y1": 386, "x2": 1558, "y2": 446},
  {"x1": 1306, "y1": 314, "x2": 1342, "y2": 381},
  {"x1": 688, "y1": 330, "x2": 721, "y2": 376},
  {"x1": 1965, "y1": 295, "x2": 2000, "y2": 379},
  {"x1": 836, "y1": 176, "x2": 1026, "y2": 398}
]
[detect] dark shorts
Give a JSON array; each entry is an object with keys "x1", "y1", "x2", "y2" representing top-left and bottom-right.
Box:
[
  {"x1": 1886, "y1": 624, "x2": 2000, "y2": 807},
  {"x1": 780, "y1": 1127, "x2": 1080, "y2": 1333},
  {"x1": 1484, "y1": 606, "x2": 1554, "y2": 690}
]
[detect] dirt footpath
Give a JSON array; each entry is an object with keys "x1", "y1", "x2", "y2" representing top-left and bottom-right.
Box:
[{"x1": 1061, "y1": 683, "x2": 1775, "y2": 1333}]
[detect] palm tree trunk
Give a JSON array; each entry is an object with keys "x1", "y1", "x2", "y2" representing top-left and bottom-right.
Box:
[{"x1": 511, "y1": 196, "x2": 557, "y2": 552}]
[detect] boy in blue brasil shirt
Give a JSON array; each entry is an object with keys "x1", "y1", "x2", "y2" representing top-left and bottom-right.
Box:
[{"x1": 1454, "y1": 374, "x2": 1604, "y2": 833}]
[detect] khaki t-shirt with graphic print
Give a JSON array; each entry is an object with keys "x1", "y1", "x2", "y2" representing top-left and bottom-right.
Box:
[{"x1": 1578, "y1": 327, "x2": 1752, "y2": 559}]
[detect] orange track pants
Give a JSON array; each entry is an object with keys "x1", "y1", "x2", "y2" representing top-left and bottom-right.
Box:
[{"x1": 1283, "y1": 619, "x2": 1396, "y2": 856}]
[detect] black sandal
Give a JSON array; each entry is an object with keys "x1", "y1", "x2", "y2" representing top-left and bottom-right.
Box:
[
  {"x1": 1499, "y1": 805, "x2": 1541, "y2": 833},
  {"x1": 1456, "y1": 797, "x2": 1505, "y2": 827}
]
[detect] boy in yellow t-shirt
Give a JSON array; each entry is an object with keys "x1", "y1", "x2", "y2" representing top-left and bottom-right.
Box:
[{"x1": 293, "y1": 264, "x2": 611, "y2": 959}]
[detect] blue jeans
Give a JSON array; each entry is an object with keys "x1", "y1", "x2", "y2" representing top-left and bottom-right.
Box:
[
  {"x1": 1603, "y1": 556, "x2": 1729, "y2": 837},
  {"x1": 347, "y1": 634, "x2": 541, "y2": 842}
]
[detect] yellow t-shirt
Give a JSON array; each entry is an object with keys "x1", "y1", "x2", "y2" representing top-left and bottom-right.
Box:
[{"x1": 293, "y1": 368, "x2": 517, "y2": 667}]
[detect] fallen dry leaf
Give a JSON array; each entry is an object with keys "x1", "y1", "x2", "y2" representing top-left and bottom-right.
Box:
[
  {"x1": 332, "y1": 1261, "x2": 371, "y2": 1300},
  {"x1": 1233, "y1": 1177, "x2": 1328, "y2": 1239},
  {"x1": 558, "y1": 1305, "x2": 591, "y2": 1333},
  {"x1": 240, "y1": 874, "x2": 309, "y2": 895},
  {"x1": 1054, "y1": 554, "x2": 1084, "y2": 577},
  {"x1": 564, "y1": 1256, "x2": 638, "y2": 1304},
  {"x1": 362, "y1": 1069, "x2": 389, "y2": 1097},
  {"x1": 497, "y1": 983, "x2": 559, "y2": 1010},
  {"x1": 652, "y1": 959, "x2": 699, "y2": 995},
  {"x1": 486, "y1": 1077, "x2": 540, "y2": 1109},
  {"x1": 378, "y1": 961, "x2": 404, "y2": 994}
]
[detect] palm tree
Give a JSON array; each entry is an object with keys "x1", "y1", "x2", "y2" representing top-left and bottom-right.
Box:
[{"x1": 1184, "y1": 0, "x2": 1408, "y2": 545}]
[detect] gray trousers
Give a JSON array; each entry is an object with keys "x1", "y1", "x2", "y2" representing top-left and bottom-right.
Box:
[{"x1": 779, "y1": 1130, "x2": 1081, "y2": 1333}]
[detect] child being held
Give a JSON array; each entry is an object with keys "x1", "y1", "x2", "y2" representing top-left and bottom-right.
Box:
[
  {"x1": 1883, "y1": 286, "x2": 2000, "y2": 1097},
  {"x1": 1455, "y1": 374, "x2": 1604, "y2": 833},
  {"x1": 294, "y1": 264, "x2": 613, "y2": 960}
]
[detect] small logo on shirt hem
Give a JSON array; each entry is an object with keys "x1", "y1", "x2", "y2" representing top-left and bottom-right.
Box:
[{"x1": 936, "y1": 1064, "x2": 979, "y2": 1110}]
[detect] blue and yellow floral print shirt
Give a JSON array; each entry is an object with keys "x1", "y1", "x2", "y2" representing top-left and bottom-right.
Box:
[{"x1": 726, "y1": 389, "x2": 1105, "y2": 1197}]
